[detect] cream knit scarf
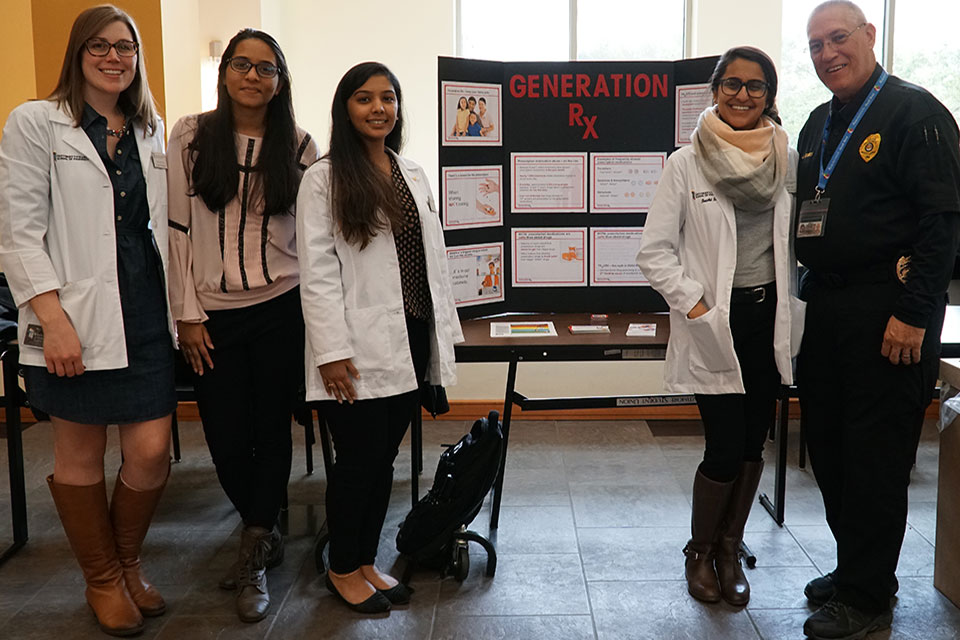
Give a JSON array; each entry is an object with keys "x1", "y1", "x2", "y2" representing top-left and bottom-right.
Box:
[{"x1": 691, "y1": 106, "x2": 789, "y2": 212}]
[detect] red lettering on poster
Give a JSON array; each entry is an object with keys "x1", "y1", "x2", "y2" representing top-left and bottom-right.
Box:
[
  {"x1": 653, "y1": 74, "x2": 668, "y2": 97},
  {"x1": 581, "y1": 115, "x2": 598, "y2": 139},
  {"x1": 509, "y1": 75, "x2": 525, "y2": 98},
  {"x1": 527, "y1": 75, "x2": 540, "y2": 98},
  {"x1": 610, "y1": 74, "x2": 623, "y2": 97},
  {"x1": 593, "y1": 74, "x2": 610, "y2": 98},
  {"x1": 569, "y1": 103, "x2": 584, "y2": 126},
  {"x1": 575, "y1": 74, "x2": 590, "y2": 97},
  {"x1": 543, "y1": 74, "x2": 558, "y2": 98},
  {"x1": 634, "y1": 74, "x2": 650, "y2": 97}
]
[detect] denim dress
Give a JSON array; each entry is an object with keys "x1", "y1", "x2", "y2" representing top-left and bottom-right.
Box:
[{"x1": 23, "y1": 105, "x2": 176, "y2": 424}]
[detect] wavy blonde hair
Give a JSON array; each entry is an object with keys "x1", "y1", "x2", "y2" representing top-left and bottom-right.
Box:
[{"x1": 48, "y1": 4, "x2": 159, "y2": 135}]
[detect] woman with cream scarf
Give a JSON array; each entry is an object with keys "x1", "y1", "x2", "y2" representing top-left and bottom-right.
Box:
[{"x1": 637, "y1": 46, "x2": 804, "y2": 607}]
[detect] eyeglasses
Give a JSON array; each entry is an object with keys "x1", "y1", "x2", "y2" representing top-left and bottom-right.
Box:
[
  {"x1": 718, "y1": 77, "x2": 768, "y2": 98},
  {"x1": 808, "y1": 23, "x2": 866, "y2": 56},
  {"x1": 226, "y1": 57, "x2": 279, "y2": 79},
  {"x1": 84, "y1": 38, "x2": 138, "y2": 57}
]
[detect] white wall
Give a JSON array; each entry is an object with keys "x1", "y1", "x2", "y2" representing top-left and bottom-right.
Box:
[
  {"x1": 158, "y1": 0, "x2": 789, "y2": 401},
  {"x1": 160, "y1": 0, "x2": 201, "y2": 127},
  {"x1": 262, "y1": 0, "x2": 456, "y2": 184},
  {"x1": 690, "y1": 0, "x2": 783, "y2": 70}
]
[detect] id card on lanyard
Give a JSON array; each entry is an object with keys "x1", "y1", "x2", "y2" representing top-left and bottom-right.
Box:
[{"x1": 797, "y1": 70, "x2": 888, "y2": 239}]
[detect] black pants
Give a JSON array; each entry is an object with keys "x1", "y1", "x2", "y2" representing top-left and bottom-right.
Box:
[
  {"x1": 797, "y1": 278, "x2": 942, "y2": 613},
  {"x1": 325, "y1": 315, "x2": 430, "y2": 574},
  {"x1": 695, "y1": 287, "x2": 780, "y2": 483},
  {"x1": 193, "y1": 287, "x2": 304, "y2": 529}
]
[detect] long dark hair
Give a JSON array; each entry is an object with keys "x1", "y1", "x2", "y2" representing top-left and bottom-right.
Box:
[
  {"x1": 188, "y1": 29, "x2": 299, "y2": 216},
  {"x1": 709, "y1": 46, "x2": 781, "y2": 124},
  {"x1": 49, "y1": 4, "x2": 158, "y2": 135},
  {"x1": 327, "y1": 62, "x2": 405, "y2": 249}
]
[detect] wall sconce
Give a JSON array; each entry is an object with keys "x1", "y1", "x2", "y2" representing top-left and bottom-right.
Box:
[{"x1": 201, "y1": 40, "x2": 223, "y2": 112}]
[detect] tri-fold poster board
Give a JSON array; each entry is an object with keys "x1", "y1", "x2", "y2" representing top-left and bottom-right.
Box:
[{"x1": 437, "y1": 55, "x2": 719, "y2": 318}]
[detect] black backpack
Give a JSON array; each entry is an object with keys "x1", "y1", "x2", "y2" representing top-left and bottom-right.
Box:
[{"x1": 396, "y1": 410, "x2": 504, "y2": 562}]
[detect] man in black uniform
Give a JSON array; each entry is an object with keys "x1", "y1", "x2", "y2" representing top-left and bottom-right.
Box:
[{"x1": 795, "y1": 2, "x2": 960, "y2": 639}]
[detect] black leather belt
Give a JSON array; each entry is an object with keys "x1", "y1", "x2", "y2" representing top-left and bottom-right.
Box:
[{"x1": 730, "y1": 281, "x2": 775, "y2": 304}]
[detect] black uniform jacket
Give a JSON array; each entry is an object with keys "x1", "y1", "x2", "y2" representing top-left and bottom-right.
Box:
[{"x1": 795, "y1": 64, "x2": 960, "y2": 328}]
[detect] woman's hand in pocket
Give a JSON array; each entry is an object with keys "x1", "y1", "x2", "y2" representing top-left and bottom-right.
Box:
[{"x1": 687, "y1": 299, "x2": 710, "y2": 319}]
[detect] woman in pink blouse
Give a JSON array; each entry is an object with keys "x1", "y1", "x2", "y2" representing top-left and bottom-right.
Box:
[{"x1": 166, "y1": 29, "x2": 318, "y2": 623}]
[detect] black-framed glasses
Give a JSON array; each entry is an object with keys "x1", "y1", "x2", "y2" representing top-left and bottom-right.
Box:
[
  {"x1": 808, "y1": 23, "x2": 866, "y2": 56},
  {"x1": 719, "y1": 77, "x2": 768, "y2": 98},
  {"x1": 226, "y1": 57, "x2": 279, "y2": 79},
  {"x1": 84, "y1": 38, "x2": 138, "y2": 57}
]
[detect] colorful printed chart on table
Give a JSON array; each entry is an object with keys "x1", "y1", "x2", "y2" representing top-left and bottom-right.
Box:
[
  {"x1": 511, "y1": 152, "x2": 588, "y2": 213},
  {"x1": 512, "y1": 227, "x2": 587, "y2": 287},
  {"x1": 441, "y1": 81, "x2": 502, "y2": 146},
  {"x1": 442, "y1": 165, "x2": 503, "y2": 229},
  {"x1": 589, "y1": 227, "x2": 650, "y2": 287},
  {"x1": 446, "y1": 242, "x2": 505, "y2": 307},
  {"x1": 589, "y1": 152, "x2": 665, "y2": 213},
  {"x1": 675, "y1": 83, "x2": 713, "y2": 146},
  {"x1": 490, "y1": 321, "x2": 558, "y2": 338}
]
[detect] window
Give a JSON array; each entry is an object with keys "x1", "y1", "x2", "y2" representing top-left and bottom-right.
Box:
[
  {"x1": 459, "y1": 0, "x2": 685, "y2": 62},
  {"x1": 577, "y1": 0, "x2": 685, "y2": 61},
  {"x1": 778, "y1": 0, "x2": 886, "y2": 143},
  {"x1": 891, "y1": 0, "x2": 960, "y2": 122},
  {"x1": 460, "y1": 0, "x2": 569, "y2": 62}
]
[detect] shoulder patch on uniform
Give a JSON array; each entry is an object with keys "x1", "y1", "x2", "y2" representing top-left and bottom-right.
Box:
[{"x1": 860, "y1": 133, "x2": 881, "y2": 162}]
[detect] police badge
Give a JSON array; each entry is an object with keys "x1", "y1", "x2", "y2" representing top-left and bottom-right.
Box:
[
  {"x1": 897, "y1": 255, "x2": 911, "y2": 284},
  {"x1": 860, "y1": 133, "x2": 881, "y2": 162}
]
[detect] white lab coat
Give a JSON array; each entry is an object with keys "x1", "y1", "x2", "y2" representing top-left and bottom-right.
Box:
[
  {"x1": 0, "y1": 100, "x2": 173, "y2": 370},
  {"x1": 296, "y1": 151, "x2": 463, "y2": 401},
  {"x1": 636, "y1": 145, "x2": 805, "y2": 394}
]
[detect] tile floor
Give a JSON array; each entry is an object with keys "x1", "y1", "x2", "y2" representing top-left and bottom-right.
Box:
[{"x1": 1, "y1": 416, "x2": 958, "y2": 639}]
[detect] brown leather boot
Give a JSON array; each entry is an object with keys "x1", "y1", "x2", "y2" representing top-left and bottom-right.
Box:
[
  {"x1": 716, "y1": 460, "x2": 764, "y2": 606},
  {"x1": 236, "y1": 526, "x2": 271, "y2": 622},
  {"x1": 683, "y1": 469, "x2": 735, "y2": 603},
  {"x1": 111, "y1": 466, "x2": 169, "y2": 617},
  {"x1": 47, "y1": 475, "x2": 144, "y2": 637}
]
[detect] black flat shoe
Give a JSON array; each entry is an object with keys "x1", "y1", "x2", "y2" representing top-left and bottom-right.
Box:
[
  {"x1": 379, "y1": 582, "x2": 414, "y2": 605},
  {"x1": 325, "y1": 573, "x2": 391, "y2": 614}
]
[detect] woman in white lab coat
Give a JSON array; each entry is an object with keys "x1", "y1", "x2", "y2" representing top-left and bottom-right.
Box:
[
  {"x1": 0, "y1": 6, "x2": 173, "y2": 636},
  {"x1": 297, "y1": 62, "x2": 462, "y2": 613},
  {"x1": 636, "y1": 46, "x2": 803, "y2": 608}
]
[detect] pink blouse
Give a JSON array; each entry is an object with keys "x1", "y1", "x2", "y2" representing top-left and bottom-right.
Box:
[{"x1": 167, "y1": 114, "x2": 319, "y2": 321}]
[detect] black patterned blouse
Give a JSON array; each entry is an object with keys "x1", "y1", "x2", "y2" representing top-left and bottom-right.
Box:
[{"x1": 390, "y1": 155, "x2": 433, "y2": 322}]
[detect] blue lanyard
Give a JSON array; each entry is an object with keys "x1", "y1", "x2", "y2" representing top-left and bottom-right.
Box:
[{"x1": 816, "y1": 70, "x2": 888, "y2": 201}]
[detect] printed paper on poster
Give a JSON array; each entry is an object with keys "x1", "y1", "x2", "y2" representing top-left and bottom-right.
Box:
[
  {"x1": 511, "y1": 152, "x2": 588, "y2": 213},
  {"x1": 442, "y1": 165, "x2": 503, "y2": 229},
  {"x1": 590, "y1": 153, "x2": 666, "y2": 213},
  {"x1": 590, "y1": 227, "x2": 649, "y2": 286},
  {"x1": 512, "y1": 227, "x2": 587, "y2": 288},
  {"x1": 675, "y1": 83, "x2": 712, "y2": 146},
  {"x1": 442, "y1": 81, "x2": 502, "y2": 146},
  {"x1": 445, "y1": 242, "x2": 505, "y2": 307}
]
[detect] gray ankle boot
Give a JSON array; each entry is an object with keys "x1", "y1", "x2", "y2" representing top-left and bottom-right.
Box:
[
  {"x1": 236, "y1": 526, "x2": 271, "y2": 622},
  {"x1": 220, "y1": 524, "x2": 283, "y2": 591}
]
